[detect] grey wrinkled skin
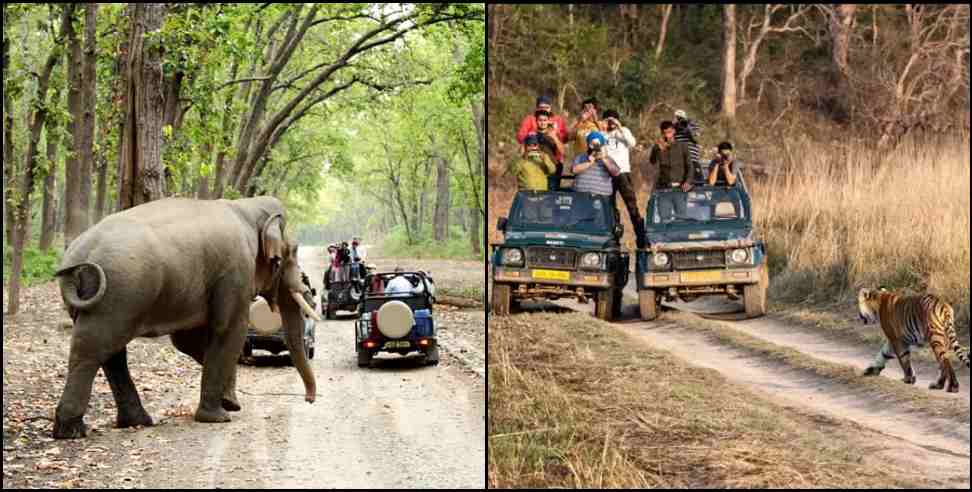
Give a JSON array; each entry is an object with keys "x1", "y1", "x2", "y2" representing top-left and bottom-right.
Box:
[{"x1": 52, "y1": 196, "x2": 316, "y2": 439}]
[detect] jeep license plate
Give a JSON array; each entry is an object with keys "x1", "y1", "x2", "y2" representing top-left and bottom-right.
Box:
[
  {"x1": 532, "y1": 269, "x2": 570, "y2": 282},
  {"x1": 680, "y1": 271, "x2": 722, "y2": 284},
  {"x1": 384, "y1": 341, "x2": 411, "y2": 349}
]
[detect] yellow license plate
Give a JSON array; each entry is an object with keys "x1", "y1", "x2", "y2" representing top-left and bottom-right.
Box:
[
  {"x1": 680, "y1": 271, "x2": 722, "y2": 283},
  {"x1": 532, "y1": 269, "x2": 571, "y2": 282}
]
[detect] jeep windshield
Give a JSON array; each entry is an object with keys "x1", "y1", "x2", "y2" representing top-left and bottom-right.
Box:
[
  {"x1": 649, "y1": 187, "x2": 748, "y2": 226},
  {"x1": 509, "y1": 191, "x2": 613, "y2": 235}
]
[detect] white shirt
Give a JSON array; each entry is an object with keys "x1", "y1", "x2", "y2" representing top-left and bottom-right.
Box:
[
  {"x1": 385, "y1": 276, "x2": 418, "y2": 295},
  {"x1": 352, "y1": 244, "x2": 367, "y2": 261},
  {"x1": 604, "y1": 126, "x2": 636, "y2": 174}
]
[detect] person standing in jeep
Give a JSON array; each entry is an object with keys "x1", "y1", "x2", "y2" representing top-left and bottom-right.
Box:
[
  {"x1": 649, "y1": 121, "x2": 694, "y2": 222},
  {"x1": 602, "y1": 109, "x2": 647, "y2": 249}
]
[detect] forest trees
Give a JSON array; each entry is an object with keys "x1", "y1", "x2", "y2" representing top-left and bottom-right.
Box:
[{"x1": 3, "y1": 3, "x2": 485, "y2": 314}]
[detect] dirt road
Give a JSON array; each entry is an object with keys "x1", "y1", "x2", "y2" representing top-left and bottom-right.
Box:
[
  {"x1": 3, "y1": 248, "x2": 485, "y2": 489},
  {"x1": 526, "y1": 289, "x2": 970, "y2": 488}
]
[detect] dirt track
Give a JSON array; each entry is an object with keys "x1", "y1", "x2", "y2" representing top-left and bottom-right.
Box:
[
  {"x1": 521, "y1": 288, "x2": 971, "y2": 488},
  {"x1": 2, "y1": 248, "x2": 485, "y2": 489}
]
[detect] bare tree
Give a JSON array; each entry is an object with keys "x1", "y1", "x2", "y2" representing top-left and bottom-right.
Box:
[
  {"x1": 721, "y1": 5, "x2": 737, "y2": 129},
  {"x1": 737, "y1": 5, "x2": 812, "y2": 105},
  {"x1": 655, "y1": 4, "x2": 673, "y2": 61},
  {"x1": 3, "y1": 4, "x2": 14, "y2": 250},
  {"x1": 39, "y1": 86, "x2": 63, "y2": 251}
]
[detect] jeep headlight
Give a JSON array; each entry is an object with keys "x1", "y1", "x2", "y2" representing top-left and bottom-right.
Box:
[
  {"x1": 580, "y1": 252, "x2": 602, "y2": 269},
  {"x1": 729, "y1": 248, "x2": 749, "y2": 264},
  {"x1": 652, "y1": 252, "x2": 670, "y2": 267},
  {"x1": 502, "y1": 248, "x2": 524, "y2": 267}
]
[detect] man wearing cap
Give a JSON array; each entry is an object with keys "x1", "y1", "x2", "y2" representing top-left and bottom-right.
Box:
[
  {"x1": 650, "y1": 121, "x2": 694, "y2": 222},
  {"x1": 707, "y1": 141, "x2": 743, "y2": 187},
  {"x1": 572, "y1": 131, "x2": 621, "y2": 197},
  {"x1": 508, "y1": 132, "x2": 557, "y2": 191},
  {"x1": 602, "y1": 109, "x2": 647, "y2": 248},
  {"x1": 673, "y1": 109, "x2": 703, "y2": 180}
]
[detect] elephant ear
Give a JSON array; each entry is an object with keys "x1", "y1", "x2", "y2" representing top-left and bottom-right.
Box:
[{"x1": 260, "y1": 213, "x2": 286, "y2": 264}]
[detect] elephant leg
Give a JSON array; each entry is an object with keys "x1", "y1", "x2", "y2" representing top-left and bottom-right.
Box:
[
  {"x1": 102, "y1": 348, "x2": 153, "y2": 428},
  {"x1": 194, "y1": 286, "x2": 248, "y2": 424},
  {"x1": 171, "y1": 328, "x2": 241, "y2": 412},
  {"x1": 54, "y1": 316, "x2": 132, "y2": 439}
]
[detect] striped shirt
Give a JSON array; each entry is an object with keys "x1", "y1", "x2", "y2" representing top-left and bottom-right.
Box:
[
  {"x1": 674, "y1": 120, "x2": 702, "y2": 167},
  {"x1": 572, "y1": 154, "x2": 619, "y2": 196}
]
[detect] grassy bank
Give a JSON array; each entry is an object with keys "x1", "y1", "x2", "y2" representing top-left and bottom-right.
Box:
[
  {"x1": 751, "y1": 137, "x2": 971, "y2": 336},
  {"x1": 2, "y1": 247, "x2": 63, "y2": 287},
  {"x1": 488, "y1": 312, "x2": 926, "y2": 489}
]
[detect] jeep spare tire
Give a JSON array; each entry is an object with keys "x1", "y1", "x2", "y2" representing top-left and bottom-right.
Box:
[
  {"x1": 250, "y1": 297, "x2": 282, "y2": 335},
  {"x1": 377, "y1": 300, "x2": 415, "y2": 339}
]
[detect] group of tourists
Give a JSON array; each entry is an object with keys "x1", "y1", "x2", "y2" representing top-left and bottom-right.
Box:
[{"x1": 507, "y1": 94, "x2": 743, "y2": 248}]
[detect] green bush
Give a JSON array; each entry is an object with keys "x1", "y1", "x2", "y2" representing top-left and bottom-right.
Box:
[{"x1": 2, "y1": 246, "x2": 63, "y2": 287}]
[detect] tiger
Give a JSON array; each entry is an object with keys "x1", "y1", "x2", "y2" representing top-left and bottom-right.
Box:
[{"x1": 858, "y1": 288, "x2": 970, "y2": 393}]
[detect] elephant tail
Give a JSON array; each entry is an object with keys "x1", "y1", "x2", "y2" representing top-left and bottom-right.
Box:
[{"x1": 56, "y1": 262, "x2": 107, "y2": 312}]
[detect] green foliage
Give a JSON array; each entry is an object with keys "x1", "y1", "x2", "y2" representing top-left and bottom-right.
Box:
[
  {"x1": 2, "y1": 246, "x2": 63, "y2": 287},
  {"x1": 379, "y1": 225, "x2": 479, "y2": 260}
]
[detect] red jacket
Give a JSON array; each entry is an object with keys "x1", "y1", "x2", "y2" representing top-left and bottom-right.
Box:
[{"x1": 516, "y1": 114, "x2": 568, "y2": 162}]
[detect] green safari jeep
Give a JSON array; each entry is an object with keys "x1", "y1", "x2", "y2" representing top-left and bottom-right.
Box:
[
  {"x1": 635, "y1": 181, "x2": 768, "y2": 320},
  {"x1": 491, "y1": 191, "x2": 630, "y2": 321}
]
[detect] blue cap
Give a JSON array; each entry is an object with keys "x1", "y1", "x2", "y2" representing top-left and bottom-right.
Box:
[
  {"x1": 586, "y1": 131, "x2": 605, "y2": 149},
  {"x1": 536, "y1": 95, "x2": 552, "y2": 107},
  {"x1": 524, "y1": 133, "x2": 540, "y2": 146}
]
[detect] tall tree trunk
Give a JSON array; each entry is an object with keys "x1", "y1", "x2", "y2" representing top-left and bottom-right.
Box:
[
  {"x1": 433, "y1": 147, "x2": 450, "y2": 242},
  {"x1": 79, "y1": 3, "x2": 98, "y2": 220},
  {"x1": 470, "y1": 98, "x2": 486, "y2": 190},
  {"x1": 117, "y1": 3, "x2": 168, "y2": 210},
  {"x1": 8, "y1": 6, "x2": 71, "y2": 315},
  {"x1": 93, "y1": 124, "x2": 110, "y2": 223},
  {"x1": 469, "y1": 207, "x2": 481, "y2": 255},
  {"x1": 63, "y1": 5, "x2": 85, "y2": 249},
  {"x1": 2, "y1": 4, "x2": 11, "y2": 252},
  {"x1": 829, "y1": 4, "x2": 857, "y2": 122},
  {"x1": 40, "y1": 94, "x2": 62, "y2": 251},
  {"x1": 197, "y1": 141, "x2": 213, "y2": 199},
  {"x1": 655, "y1": 4, "x2": 673, "y2": 60},
  {"x1": 721, "y1": 5, "x2": 737, "y2": 135}
]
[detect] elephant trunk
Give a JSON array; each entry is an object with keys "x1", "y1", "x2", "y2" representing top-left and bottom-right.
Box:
[
  {"x1": 56, "y1": 263, "x2": 107, "y2": 312},
  {"x1": 280, "y1": 290, "x2": 317, "y2": 403}
]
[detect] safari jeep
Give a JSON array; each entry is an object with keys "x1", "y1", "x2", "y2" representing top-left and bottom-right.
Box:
[
  {"x1": 636, "y1": 179, "x2": 768, "y2": 320},
  {"x1": 491, "y1": 191, "x2": 629, "y2": 321}
]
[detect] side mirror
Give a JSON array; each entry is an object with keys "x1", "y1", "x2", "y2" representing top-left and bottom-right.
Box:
[{"x1": 497, "y1": 217, "x2": 508, "y2": 232}]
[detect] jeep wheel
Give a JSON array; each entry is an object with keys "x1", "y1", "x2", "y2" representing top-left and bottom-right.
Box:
[
  {"x1": 492, "y1": 284, "x2": 512, "y2": 316},
  {"x1": 595, "y1": 289, "x2": 615, "y2": 321},
  {"x1": 744, "y1": 266, "x2": 768, "y2": 318},
  {"x1": 325, "y1": 304, "x2": 336, "y2": 320},
  {"x1": 639, "y1": 289, "x2": 658, "y2": 321},
  {"x1": 357, "y1": 349, "x2": 373, "y2": 368}
]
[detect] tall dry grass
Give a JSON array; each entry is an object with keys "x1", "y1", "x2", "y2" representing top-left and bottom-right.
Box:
[{"x1": 751, "y1": 137, "x2": 971, "y2": 330}]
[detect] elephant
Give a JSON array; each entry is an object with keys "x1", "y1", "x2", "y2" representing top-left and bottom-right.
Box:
[{"x1": 52, "y1": 196, "x2": 319, "y2": 439}]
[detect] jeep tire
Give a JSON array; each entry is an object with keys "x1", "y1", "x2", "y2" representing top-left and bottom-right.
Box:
[
  {"x1": 424, "y1": 345, "x2": 440, "y2": 366},
  {"x1": 611, "y1": 288, "x2": 623, "y2": 319},
  {"x1": 639, "y1": 289, "x2": 658, "y2": 321},
  {"x1": 595, "y1": 289, "x2": 615, "y2": 321},
  {"x1": 357, "y1": 348, "x2": 373, "y2": 368},
  {"x1": 744, "y1": 266, "x2": 768, "y2": 318},
  {"x1": 492, "y1": 284, "x2": 512, "y2": 316}
]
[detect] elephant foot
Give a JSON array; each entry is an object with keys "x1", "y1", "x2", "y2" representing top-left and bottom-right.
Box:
[
  {"x1": 117, "y1": 408, "x2": 154, "y2": 429},
  {"x1": 53, "y1": 415, "x2": 88, "y2": 439},
  {"x1": 194, "y1": 405, "x2": 231, "y2": 423},
  {"x1": 221, "y1": 396, "x2": 242, "y2": 412},
  {"x1": 902, "y1": 376, "x2": 917, "y2": 385},
  {"x1": 862, "y1": 366, "x2": 883, "y2": 377}
]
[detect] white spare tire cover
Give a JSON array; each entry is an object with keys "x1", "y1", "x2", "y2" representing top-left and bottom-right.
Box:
[
  {"x1": 250, "y1": 297, "x2": 282, "y2": 335},
  {"x1": 377, "y1": 300, "x2": 414, "y2": 339}
]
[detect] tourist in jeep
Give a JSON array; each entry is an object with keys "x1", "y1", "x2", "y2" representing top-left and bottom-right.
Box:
[
  {"x1": 707, "y1": 141, "x2": 742, "y2": 187},
  {"x1": 572, "y1": 131, "x2": 620, "y2": 197},
  {"x1": 649, "y1": 121, "x2": 694, "y2": 222},
  {"x1": 603, "y1": 109, "x2": 647, "y2": 249},
  {"x1": 509, "y1": 132, "x2": 557, "y2": 191},
  {"x1": 569, "y1": 97, "x2": 602, "y2": 163}
]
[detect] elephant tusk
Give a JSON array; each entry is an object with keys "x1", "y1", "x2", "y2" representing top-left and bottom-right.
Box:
[{"x1": 291, "y1": 290, "x2": 322, "y2": 322}]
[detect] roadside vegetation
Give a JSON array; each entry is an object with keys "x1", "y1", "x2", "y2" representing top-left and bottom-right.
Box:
[{"x1": 488, "y1": 312, "x2": 928, "y2": 489}]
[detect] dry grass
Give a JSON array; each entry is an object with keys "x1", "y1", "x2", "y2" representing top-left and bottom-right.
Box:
[
  {"x1": 488, "y1": 312, "x2": 927, "y2": 489},
  {"x1": 750, "y1": 137, "x2": 971, "y2": 334}
]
